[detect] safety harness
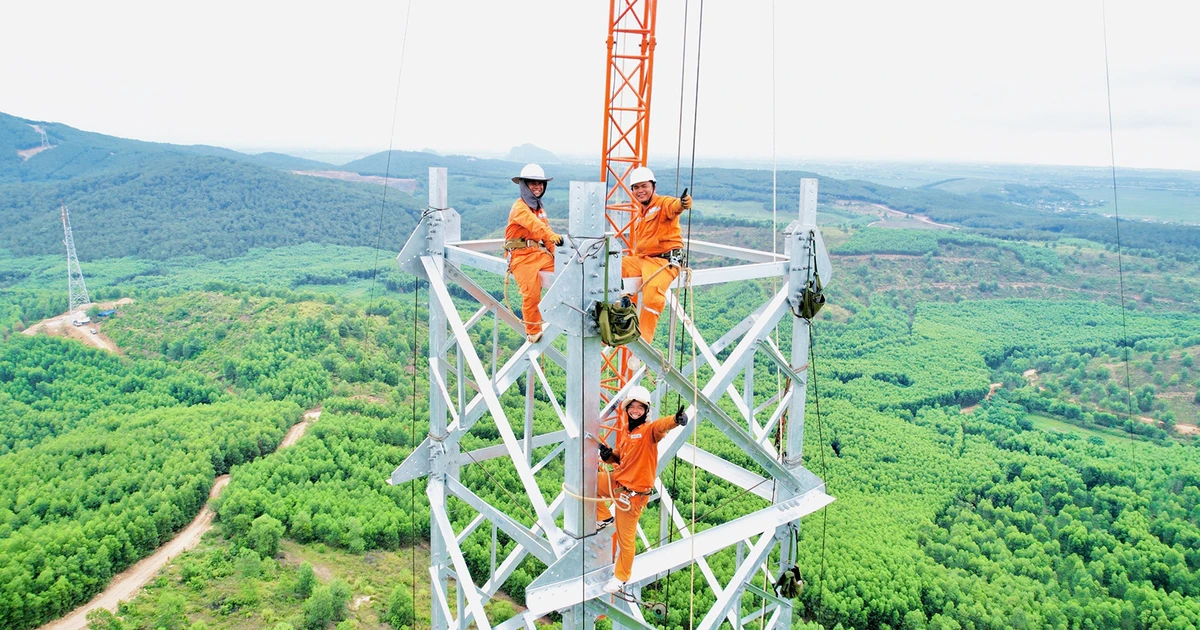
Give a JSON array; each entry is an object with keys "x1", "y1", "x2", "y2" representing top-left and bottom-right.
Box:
[{"x1": 503, "y1": 238, "x2": 549, "y2": 253}]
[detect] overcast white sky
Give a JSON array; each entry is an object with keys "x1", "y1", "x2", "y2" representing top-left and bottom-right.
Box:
[{"x1": 3, "y1": 1, "x2": 1198, "y2": 170}]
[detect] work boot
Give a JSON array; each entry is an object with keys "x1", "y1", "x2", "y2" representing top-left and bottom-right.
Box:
[
  {"x1": 603, "y1": 578, "x2": 626, "y2": 594},
  {"x1": 527, "y1": 331, "x2": 543, "y2": 344},
  {"x1": 596, "y1": 516, "x2": 614, "y2": 532}
]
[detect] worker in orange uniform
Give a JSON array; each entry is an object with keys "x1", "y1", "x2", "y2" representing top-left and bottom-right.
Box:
[
  {"x1": 621, "y1": 166, "x2": 692, "y2": 345},
  {"x1": 595, "y1": 385, "x2": 689, "y2": 594},
  {"x1": 505, "y1": 164, "x2": 564, "y2": 343}
]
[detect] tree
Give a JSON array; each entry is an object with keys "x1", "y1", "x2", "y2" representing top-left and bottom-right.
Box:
[
  {"x1": 303, "y1": 586, "x2": 337, "y2": 630},
  {"x1": 248, "y1": 513, "x2": 285, "y2": 558},
  {"x1": 296, "y1": 562, "x2": 316, "y2": 598},
  {"x1": 385, "y1": 584, "x2": 415, "y2": 629}
]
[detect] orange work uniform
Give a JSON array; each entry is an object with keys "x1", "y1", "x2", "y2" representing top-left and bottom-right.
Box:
[
  {"x1": 622, "y1": 194, "x2": 686, "y2": 342},
  {"x1": 505, "y1": 198, "x2": 557, "y2": 336},
  {"x1": 597, "y1": 415, "x2": 682, "y2": 582}
]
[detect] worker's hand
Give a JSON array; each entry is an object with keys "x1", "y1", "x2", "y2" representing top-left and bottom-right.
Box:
[
  {"x1": 675, "y1": 405, "x2": 689, "y2": 426},
  {"x1": 599, "y1": 442, "x2": 618, "y2": 464},
  {"x1": 680, "y1": 193, "x2": 692, "y2": 211},
  {"x1": 552, "y1": 234, "x2": 565, "y2": 246}
]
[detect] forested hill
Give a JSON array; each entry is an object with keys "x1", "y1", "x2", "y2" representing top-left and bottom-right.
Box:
[
  {"x1": 5, "y1": 110, "x2": 1199, "y2": 264},
  {"x1": 0, "y1": 113, "x2": 420, "y2": 260}
]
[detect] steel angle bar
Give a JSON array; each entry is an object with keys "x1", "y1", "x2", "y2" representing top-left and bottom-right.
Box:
[
  {"x1": 649, "y1": 288, "x2": 791, "y2": 468},
  {"x1": 445, "y1": 244, "x2": 508, "y2": 276},
  {"x1": 698, "y1": 532, "x2": 777, "y2": 629},
  {"x1": 585, "y1": 600, "x2": 657, "y2": 630},
  {"x1": 457, "y1": 513, "x2": 486, "y2": 545},
  {"x1": 429, "y1": 566, "x2": 457, "y2": 628},
  {"x1": 689, "y1": 261, "x2": 788, "y2": 287},
  {"x1": 441, "y1": 305, "x2": 492, "y2": 355},
  {"x1": 756, "y1": 338, "x2": 808, "y2": 383},
  {"x1": 686, "y1": 239, "x2": 789, "y2": 263},
  {"x1": 447, "y1": 238, "x2": 506, "y2": 253},
  {"x1": 676, "y1": 442, "x2": 774, "y2": 502},
  {"x1": 757, "y1": 389, "x2": 793, "y2": 446},
  {"x1": 744, "y1": 582, "x2": 789, "y2": 610},
  {"x1": 524, "y1": 488, "x2": 833, "y2": 616},
  {"x1": 463, "y1": 430, "x2": 567, "y2": 464},
  {"x1": 665, "y1": 292, "x2": 751, "y2": 423},
  {"x1": 709, "y1": 298, "x2": 774, "y2": 358},
  {"x1": 429, "y1": 358, "x2": 461, "y2": 424},
  {"x1": 528, "y1": 357, "x2": 575, "y2": 439},
  {"x1": 447, "y1": 478, "x2": 555, "y2": 564},
  {"x1": 422, "y1": 256, "x2": 562, "y2": 544},
  {"x1": 754, "y1": 387, "x2": 785, "y2": 417},
  {"x1": 531, "y1": 442, "x2": 566, "y2": 475},
  {"x1": 654, "y1": 480, "x2": 737, "y2": 628},
  {"x1": 443, "y1": 263, "x2": 568, "y2": 370},
  {"x1": 482, "y1": 491, "x2": 566, "y2": 598},
  {"x1": 429, "y1": 483, "x2": 493, "y2": 630},
  {"x1": 626, "y1": 346, "x2": 800, "y2": 493},
  {"x1": 493, "y1": 612, "x2": 541, "y2": 630}
]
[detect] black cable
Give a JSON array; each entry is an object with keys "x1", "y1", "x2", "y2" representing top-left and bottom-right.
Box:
[
  {"x1": 1101, "y1": 1, "x2": 1137, "y2": 452},
  {"x1": 409, "y1": 278, "x2": 420, "y2": 627},
  {"x1": 808, "y1": 323, "x2": 830, "y2": 618},
  {"x1": 366, "y1": 0, "x2": 414, "y2": 318}
]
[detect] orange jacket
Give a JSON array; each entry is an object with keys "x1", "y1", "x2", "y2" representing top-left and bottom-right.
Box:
[
  {"x1": 632, "y1": 194, "x2": 685, "y2": 257},
  {"x1": 610, "y1": 415, "x2": 680, "y2": 493},
  {"x1": 505, "y1": 198, "x2": 557, "y2": 254}
]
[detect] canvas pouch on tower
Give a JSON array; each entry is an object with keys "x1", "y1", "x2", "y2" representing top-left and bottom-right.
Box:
[{"x1": 593, "y1": 297, "x2": 640, "y2": 347}]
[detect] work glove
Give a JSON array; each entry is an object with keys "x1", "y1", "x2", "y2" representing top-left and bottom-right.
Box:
[
  {"x1": 675, "y1": 405, "x2": 689, "y2": 426},
  {"x1": 680, "y1": 193, "x2": 692, "y2": 210},
  {"x1": 599, "y1": 442, "x2": 619, "y2": 464},
  {"x1": 552, "y1": 234, "x2": 565, "y2": 246}
]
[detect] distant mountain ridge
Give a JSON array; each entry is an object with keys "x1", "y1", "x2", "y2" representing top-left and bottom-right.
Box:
[
  {"x1": 2, "y1": 111, "x2": 1197, "y2": 263},
  {"x1": 504, "y1": 143, "x2": 559, "y2": 164}
]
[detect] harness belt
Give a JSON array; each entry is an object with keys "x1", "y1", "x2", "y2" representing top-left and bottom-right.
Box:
[
  {"x1": 648, "y1": 248, "x2": 685, "y2": 265},
  {"x1": 618, "y1": 484, "x2": 654, "y2": 497},
  {"x1": 504, "y1": 238, "x2": 547, "y2": 252}
]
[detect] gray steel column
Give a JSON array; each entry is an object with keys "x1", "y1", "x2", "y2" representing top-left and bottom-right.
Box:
[
  {"x1": 779, "y1": 178, "x2": 819, "y2": 589},
  {"x1": 427, "y1": 167, "x2": 452, "y2": 629},
  {"x1": 560, "y1": 181, "x2": 610, "y2": 630},
  {"x1": 784, "y1": 178, "x2": 818, "y2": 472}
]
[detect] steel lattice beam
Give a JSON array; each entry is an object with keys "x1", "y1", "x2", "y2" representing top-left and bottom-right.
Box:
[{"x1": 390, "y1": 168, "x2": 832, "y2": 629}]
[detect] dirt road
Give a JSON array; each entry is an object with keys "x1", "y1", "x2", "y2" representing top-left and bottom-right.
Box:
[
  {"x1": 22, "y1": 299, "x2": 133, "y2": 354},
  {"x1": 41, "y1": 409, "x2": 321, "y2": 630}
]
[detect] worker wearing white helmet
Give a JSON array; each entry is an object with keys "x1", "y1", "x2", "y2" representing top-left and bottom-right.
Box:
[
  {"x1": 505, "y1": 164, "x2": 564, "y2": 343},
  {"x1": 594, "y1": 384, "x2": 690, "y2": 594},
  {"x1": 621, "y1": 166, "x2": 693, "y2": 343}
]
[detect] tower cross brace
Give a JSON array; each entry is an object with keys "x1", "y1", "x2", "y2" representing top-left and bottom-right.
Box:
[{"x1": 391, "y1": 168, "x2": 833, "y2": 629}]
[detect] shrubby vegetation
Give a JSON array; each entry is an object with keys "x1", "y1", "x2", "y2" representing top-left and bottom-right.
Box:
[{"x1": 0, "y1": 388, "x2": 298, "y2": 629}]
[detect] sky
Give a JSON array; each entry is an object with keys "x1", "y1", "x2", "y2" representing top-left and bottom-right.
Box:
[{"x1": 3, "y1": 0, "x2": 1198, "y2": 170}]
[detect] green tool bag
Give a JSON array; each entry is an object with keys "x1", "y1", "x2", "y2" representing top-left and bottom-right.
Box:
[
  {"x1": 799, "y1": 271, "x2": 825, "y2": 319},
  {"x1": 798, "y1": 230, "x2": 826, "y2": 320},
  {"x1": 774, "y1": 565, "x2": 805, "y2": 599},
  {"x1": 595, "y1": 296, "x2": 640, "y2": 347}
]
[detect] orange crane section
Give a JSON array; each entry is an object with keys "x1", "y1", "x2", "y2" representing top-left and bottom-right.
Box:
[{"x1": 599, "y1": 0, "x2": 659, "y2": 424}]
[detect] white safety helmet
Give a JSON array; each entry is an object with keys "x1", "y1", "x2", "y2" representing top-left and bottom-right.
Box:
[
  {"x1": 512, "y1": 163, "x2": 553, "y2": 184},
  {"x1": 628, "y1": 166, "x2": 656, "y2": 187},
  {"x1": 622, "y1": 385, "x2": 653, "y2": 413}
]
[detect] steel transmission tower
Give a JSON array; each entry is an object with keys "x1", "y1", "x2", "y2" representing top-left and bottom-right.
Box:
[
  {"x1": 60, "y1": 203, "x2": 91, "y2": 313},
  {"x1": 391, "y1": 169, "x2": 833, "y2": 629}
]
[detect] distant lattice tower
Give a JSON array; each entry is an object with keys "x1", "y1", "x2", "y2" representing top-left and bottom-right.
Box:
[{"x1": 60, "y1": 202, "x2": 91, "y2": 312}]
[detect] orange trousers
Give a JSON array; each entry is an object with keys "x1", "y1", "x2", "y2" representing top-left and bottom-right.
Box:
[
  {"x1": 622, "y1": 255, "x2": 680, "y2": 343},
  {"x1": 596, "y1": 470, "x2": 650, "y2": 582},
  {"x1": 509, "y1": 250, "x2": 554, "y2": 336}
]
